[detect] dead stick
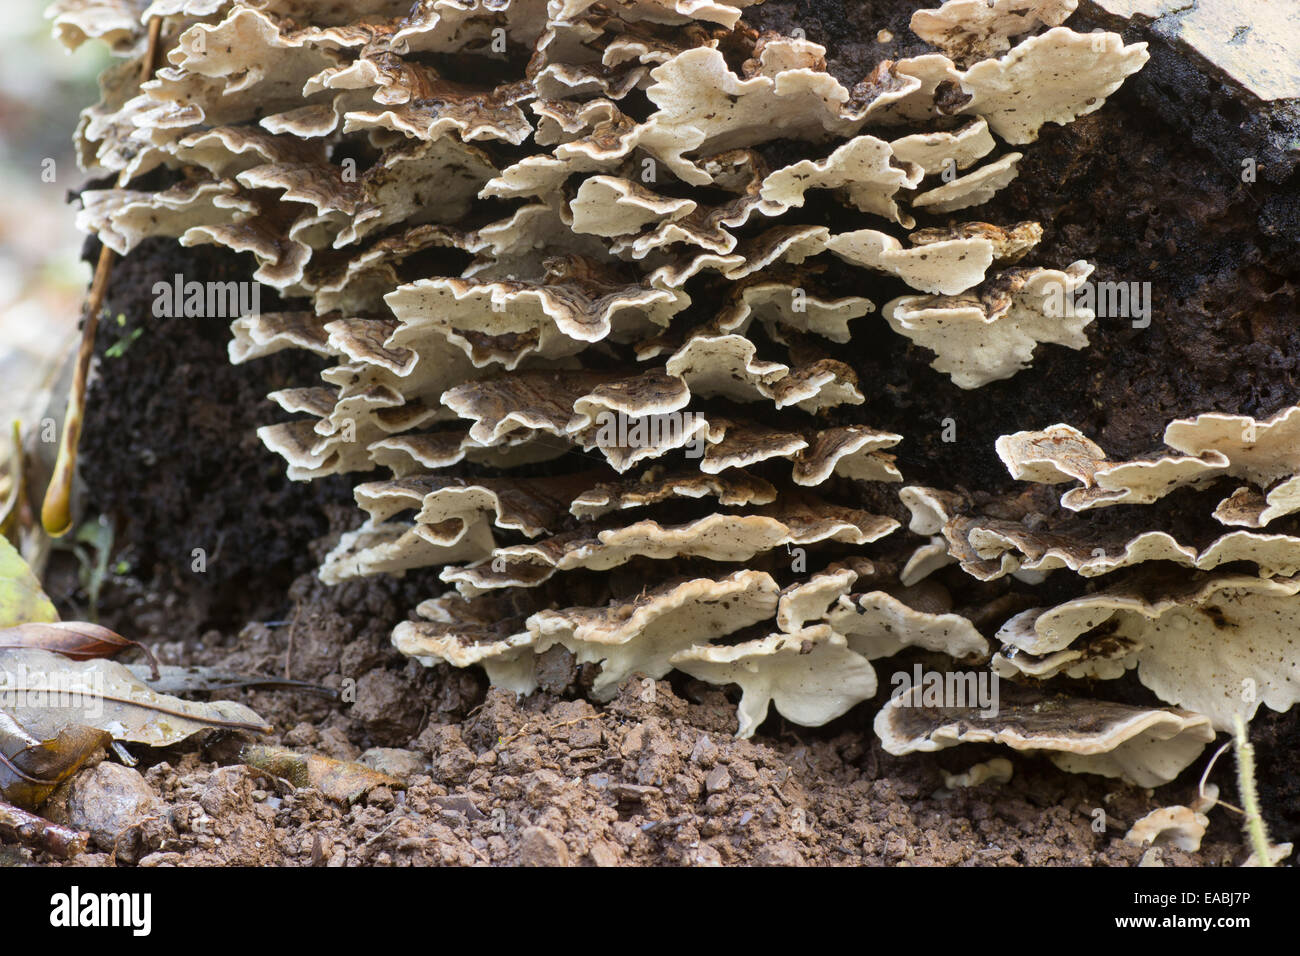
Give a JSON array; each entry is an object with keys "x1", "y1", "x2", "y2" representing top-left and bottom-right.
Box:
[
  {"x1": 41, "y1": 244, "x2": 114, "y2": 536},
  {"x1": 0, "y1": 799, "x2": 88, "y2": 859},
  {"x1": 41, "y1": 16, "x2": 164, "y2": 537},
  {"x1": 141, "y1": 15, "x2": 163, "y2": 83}
]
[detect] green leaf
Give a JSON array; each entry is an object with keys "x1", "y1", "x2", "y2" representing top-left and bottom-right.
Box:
[
  {"x1": 0, "y1": 537, "x2": 57, "y2": 629},
  {"x1": 104, "y1": 328, "x2": 143, "y2": 359}
]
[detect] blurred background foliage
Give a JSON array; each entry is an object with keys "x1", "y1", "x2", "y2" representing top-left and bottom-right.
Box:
[{"x1": 0, "y1": 1, "x2": 107, "y2": 427}]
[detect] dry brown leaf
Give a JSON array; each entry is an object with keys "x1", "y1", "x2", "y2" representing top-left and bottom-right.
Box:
[
  {"x1": 0, "y1": 709, "x2": 109, "y2": 810},
  {"x1": 0, "y1": 622, "x2": 160, "y2": 679},
  {"x1": 241, "y1": 744, "x2": 405, "y2": 805}
]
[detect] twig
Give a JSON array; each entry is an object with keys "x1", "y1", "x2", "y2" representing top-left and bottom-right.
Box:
[
  {"x1": 42, "y1": 15, "x2": 165, "y2": 537},
  {"x1": 42, "y1": 246, "x2": 113, "y2": 536},
  {"x1": 0, "y1": 799, "x2": 88, "y2": 859},
  {"x1": 363, "y1": 815, "x2": 408, "y2": 846},
  {"x1": 141, "y1": 15, "x2": 163, "y2": 82}
]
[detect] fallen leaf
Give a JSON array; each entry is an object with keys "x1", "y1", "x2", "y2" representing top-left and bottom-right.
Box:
[
  {"x1": 242, "y1": 744, "x2": 404, "y2": 805},
  {"x1": 0, "y1": 647, "x2": 270, "y2": 747},
  {"x1": 0, "y1": 622, "x2": 160, "y2": 679},
  {"x1": 0, "y1": 709, "x2": 109, "y2": 809},
  {"x1": 0, "y1": 537, "x2": 57, "y2": 629}
]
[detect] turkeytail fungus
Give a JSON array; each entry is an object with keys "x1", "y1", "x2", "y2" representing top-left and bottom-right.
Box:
[{"x1": 51, "y1": 0, "x2": 1300, "y2": 796}]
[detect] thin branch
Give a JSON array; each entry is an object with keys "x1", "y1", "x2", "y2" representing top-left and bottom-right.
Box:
[
  {"x1": 0, "y1": 799, "x2": 88, "y2": 859},
  {"x1": 42, "y1": 15, "x2": 165, "y2": 537}
]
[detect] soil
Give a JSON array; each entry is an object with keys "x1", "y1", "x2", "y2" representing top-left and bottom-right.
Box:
[
  {"x1": 60, "y1": 234, "x2": 359, "y2": 634},
  {"x1": 13, "y1": 1, "x2": 1298, "y2": 866},
  {"x1": 27, "y1": 519, "x2": 1281, "y2": 867},
  {"x1": 28, "y1": 589, "x2": 1257, "y2": 866}
]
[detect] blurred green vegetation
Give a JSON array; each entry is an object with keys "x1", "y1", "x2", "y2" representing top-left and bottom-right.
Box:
[{"x1": 0, "y1": 3, "x2": 112, "y2": 446}]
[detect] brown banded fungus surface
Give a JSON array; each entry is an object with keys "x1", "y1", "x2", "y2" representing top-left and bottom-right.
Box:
[{"x1": 56, "y1": 0, "x2": 1299, "y2": 791}]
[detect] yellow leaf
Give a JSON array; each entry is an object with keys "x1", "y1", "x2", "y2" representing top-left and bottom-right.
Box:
[{"x1": 0, "y1": 536, "x2": 57, "y2": 628}]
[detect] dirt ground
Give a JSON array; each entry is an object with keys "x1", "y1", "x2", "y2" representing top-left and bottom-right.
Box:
[
  {"x1": 21, "y1": 581, "x2": 1258, "y2": 867},
  {"x1": 10, "y1": 0, "x2": 1298, "y2": 866},
  {"x1": 15, "y1": 556, "x2": 1274, "y2": 867}
]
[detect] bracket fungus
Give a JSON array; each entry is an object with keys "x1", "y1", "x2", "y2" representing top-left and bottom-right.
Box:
[
  {"x1": 72, "y1": 0, "x2": 1294, "y2": 789},
  {"x1": 1124, "y1": 806, "x2": 1210, "y2": 853},
  {"x1": 992, "y1": 574, "x2": 1300, "y2": 730},
  {"x1": 875, "y1": 686, "x2": 1215, "y2": 788},
  {"x1": 884, "y1": 261, "x2": 1096, "y2": 389},
  {"x1": 918, "y1": 399, "x2": 1300, "y2": 778},
  {"x1": 671, "y1": 626, "x2": 878, "y2": 739},
  {"x1": 910, "y1": 0, "x2": 1078, "y2": 64},
  {"x1": 942, "y1": 757, "x2": 1013, "y2": 790}
]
